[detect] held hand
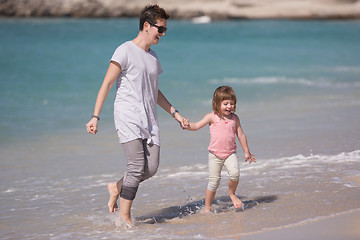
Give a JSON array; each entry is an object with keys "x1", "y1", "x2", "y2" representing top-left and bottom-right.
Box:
[
  {"x1": 86, "y1": 118, "x2": 98, "y2": 135},
  {"x1": 174, "y1": 113, "x2": 189, "y2": 129},
  {"x1": 245, "y1": 153, "x2": 256, "y2": 164},
  {"x1": 183, "y1": 118, "x2": 189, "y2": 129}
]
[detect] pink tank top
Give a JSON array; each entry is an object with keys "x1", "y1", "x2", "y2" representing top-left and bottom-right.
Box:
[{"x1": 208, "y1": 113, "x2": 237, "y2": 159}]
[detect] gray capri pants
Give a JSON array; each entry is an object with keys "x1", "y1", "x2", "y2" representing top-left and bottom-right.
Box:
[{"x1": 120, "y1": 139, "x2": 160, "y2": 201}]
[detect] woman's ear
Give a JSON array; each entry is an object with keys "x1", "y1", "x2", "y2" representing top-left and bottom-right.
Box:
[{"x1": 143, "y1": 22, "x2": 150, "y2": 32}]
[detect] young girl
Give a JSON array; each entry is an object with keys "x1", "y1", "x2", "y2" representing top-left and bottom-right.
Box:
[{"x1": 185, "y1": 86, "x2": 255, "y2": 212}]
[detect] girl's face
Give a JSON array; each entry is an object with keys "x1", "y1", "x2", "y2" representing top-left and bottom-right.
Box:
[{"x1": 220, "y1": 99, "x2": 235, "y2": 116}]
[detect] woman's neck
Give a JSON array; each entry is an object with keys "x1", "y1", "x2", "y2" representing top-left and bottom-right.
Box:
[{"x1": 132, "y1": 32, "x2": 151, "y2": 52}]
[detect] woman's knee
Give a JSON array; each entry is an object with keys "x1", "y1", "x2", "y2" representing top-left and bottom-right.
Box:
[
  {"x1": 149, "y1": 164, "x2": 159, "y2": 176},
  {"x1": 148, "y1": 155, "x2": 159, "y2": 176},
  {"x1": 142, "y1": 164, "x2": 158, "y2": 180},
  {"x1": 142, "y1": 144, "x2": 160, "y2": 181}
]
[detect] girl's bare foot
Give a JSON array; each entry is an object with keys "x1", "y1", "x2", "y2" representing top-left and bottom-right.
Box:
[
  {"x1": 230, "y1": 194, "x2": 243, "y2": 209},
  {"x1": 200, "y1": 207, "x2": 211, "y2": 214}
]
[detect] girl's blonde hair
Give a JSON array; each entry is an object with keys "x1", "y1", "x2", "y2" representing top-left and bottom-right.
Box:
[{"x1": 212, "y1": 86, "x2": 237, "y2": 115}]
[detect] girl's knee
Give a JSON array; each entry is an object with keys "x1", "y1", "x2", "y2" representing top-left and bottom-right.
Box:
[
  {"x1": 208, "y1": 177, "x2": 221, "y2": 192},
  {"x1": 207, "y1": 183, "x2": 218, "y2": 192},
  {"x1": 229, "y1": 174, "x2": 239, "y2": 182},
  {"x1": 228, "y1": 169, "x2": 239, "y2": 182},
  {"x1": 229, "y1": 176, "x2": 239, "y2": 182}
]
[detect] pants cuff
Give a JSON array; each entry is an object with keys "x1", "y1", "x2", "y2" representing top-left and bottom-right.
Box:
[{"x1": 120, "y1": 185, "x2": 138, "y2": 201}]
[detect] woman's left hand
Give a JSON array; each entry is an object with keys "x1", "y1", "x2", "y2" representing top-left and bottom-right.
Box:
[{"x1": 174, "y1": 114, "x2": 189, "y2": 129}]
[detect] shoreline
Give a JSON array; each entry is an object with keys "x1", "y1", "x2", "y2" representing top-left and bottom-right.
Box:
[
  {"x1": 1, "y1": 0, "x2": 360, "y2": 20},
  {"x1": 242, "y1": 208, "x2": 360, "y2": 240}
]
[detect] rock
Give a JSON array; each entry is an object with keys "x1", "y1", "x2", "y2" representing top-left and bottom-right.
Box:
[{"x1": 0, "y1": 0, "x2": 359, "y2": 19}]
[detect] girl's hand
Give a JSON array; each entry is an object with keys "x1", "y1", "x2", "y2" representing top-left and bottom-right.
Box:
[
  {"x1": 245, "y1": 153, "x2": 256, "y2": 164},
  {"x1": 174, "y1": 113, "x2": 189, "y2": 129},
  {"x1": 86, "y1": 118, "x2": 98, "y2": 134},
  {"x1": 183, "y1": 118, "x2": 189, "y2": 129}
]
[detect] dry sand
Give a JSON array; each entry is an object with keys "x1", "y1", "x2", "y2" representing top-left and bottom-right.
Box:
[{"x1": 1, "y1": 0, "x2": 360, "y2": 19}]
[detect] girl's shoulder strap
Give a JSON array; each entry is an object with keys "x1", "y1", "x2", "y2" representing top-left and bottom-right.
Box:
[
  {"x1": 212, "y1": 112, "x2": 221, "y2": 120},
  {"x1": 208, "y1": 111, "x2": 218, "y2": 126}
]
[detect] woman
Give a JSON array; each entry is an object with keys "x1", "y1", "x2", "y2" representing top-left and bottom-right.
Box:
[{"x1": 85, "y1": 5, "x2": 187, "y2": 227}]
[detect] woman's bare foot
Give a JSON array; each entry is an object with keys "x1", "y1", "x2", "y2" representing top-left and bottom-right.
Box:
[
  {"x1": 230, "y1": 194, "x2": 243, "y2": 209},
  {"x1": 107, "y1": 182, "x2": 119, "y2": 213},
  {"x1": 116, "y1": 214, "x2": 135, "y2": 228},
  {"x1": 107, "y1": 177, "x2": 124, "y2": 213},
  {"x1": 117, "y1": 197, "x2": 135, "y2": 227}
]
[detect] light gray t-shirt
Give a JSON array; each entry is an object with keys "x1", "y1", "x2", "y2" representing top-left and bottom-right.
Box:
[{"x1": 111, "y1": 41, "x2": 163, "y2": 146}]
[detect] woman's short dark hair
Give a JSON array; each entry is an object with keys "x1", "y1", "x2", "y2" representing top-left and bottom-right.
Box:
[{"x1": 139, "y1": 4, "x2": 169, "y2": 31}]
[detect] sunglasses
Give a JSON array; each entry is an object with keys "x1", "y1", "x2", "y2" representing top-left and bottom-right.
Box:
[{"x1": 148, "y1": 22, "x2": 167, "y2": 33}]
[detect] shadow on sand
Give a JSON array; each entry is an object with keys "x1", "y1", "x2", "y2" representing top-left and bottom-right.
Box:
[{"x1": 136, "y1": 195, "x2": 277, "y2": 224}]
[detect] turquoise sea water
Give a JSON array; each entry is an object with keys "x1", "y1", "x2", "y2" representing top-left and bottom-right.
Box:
[
  {"x1": 1, "y1": 19, "x2": 359, "y2": 146},
  {"x1": 1, "y1": 18, "x2": 360, "y2": 239}
]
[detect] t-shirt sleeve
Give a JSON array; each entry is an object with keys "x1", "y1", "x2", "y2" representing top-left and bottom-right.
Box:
[{"x1": 110, "y1": 44, "x2": 128, "y2": 70}]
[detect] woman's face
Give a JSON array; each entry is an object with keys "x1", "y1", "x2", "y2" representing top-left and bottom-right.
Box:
[{"x1": 147, "y1": 19, "x2": 167, "y2": 45}]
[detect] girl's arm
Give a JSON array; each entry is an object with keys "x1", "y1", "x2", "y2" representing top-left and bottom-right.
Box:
[
  {"x1": 157, "y1": 89, "x2": 188, "y2": 129},
  {"x1": 186, "y1": 112, "x2": 213, "y2": 131},
  {"x1": 86, "y1": 61, "x2": 121, "y2": 134},
  {"x1": 235, "y1": 114, "x2": 256, "y2": 163}
]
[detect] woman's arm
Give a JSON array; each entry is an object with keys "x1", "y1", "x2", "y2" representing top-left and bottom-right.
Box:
[
  {"x1": 157, "y1": 89, "x2": 177, "y2": 116},
  {"x1": 186, "y1": 112, "x2": 213, "y2": 131},
  {"x1": 86, "y1": 61, "x2": 121, "y2": 134},
  {"x1": 157, "y1": 89, "x2": 188, "y2": 129}
]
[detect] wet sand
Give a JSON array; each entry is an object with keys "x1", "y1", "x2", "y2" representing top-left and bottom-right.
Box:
[{"x1": 243, "y1": 209, "x2": 360, "y2": 240}]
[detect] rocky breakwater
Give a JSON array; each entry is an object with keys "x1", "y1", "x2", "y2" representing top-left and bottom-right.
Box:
[{"x1": 1, "y1": 0, "x2": 360, "y2": 19}]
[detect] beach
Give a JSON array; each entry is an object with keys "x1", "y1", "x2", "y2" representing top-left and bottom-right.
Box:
[
  {"x1": 1, "y1": 0, "x2": 360, "y2": 19},
  {"x1": 244, "y1": 209, "x2": 360, "y2": 240},
  {"x1": 0, "y1": 18, "x2": 360, "y2": 239}
]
